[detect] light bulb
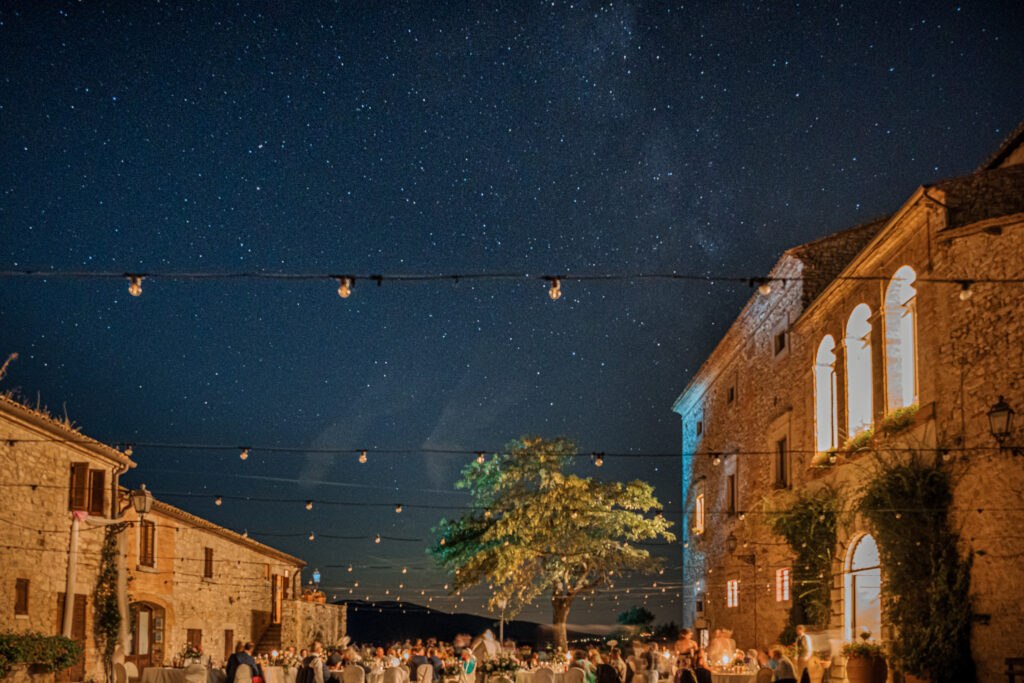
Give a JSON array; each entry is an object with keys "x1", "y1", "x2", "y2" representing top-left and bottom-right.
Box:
[
  {"x1": 242, "y1": 530, "x2": 248, "y2": 538},
  {"x1": 594, "y1": 455, "x2": 604, "y2": 467},
  {"x1": 347, "y1": 565, "x2": 353, "y2": 572},
  {"x1": 359, "y1": 450, "x2": 367, "y2": 464},
  {"x1": 712, "y1": 455, "x2": 721, "y2": 466},
  {"x1": 402, "y1": 567, "x2": 407, "y2": 574},
  {"x1": 215, "y1": 496, "x2": 223, "y2": 506},
  {"x1": 439, "y1": 539, "x2": 445, "y2": 546},
  {"x1": 309, "y1": 532, "x2": 315, "y2": 541},
  {"x1": 306, "y1": 500, "x2": 313, "y2": 510},
  {"x1": 484, "y1": 509, "x2": 491, "y2": 518},
  {"x1": 337, "y1": 277, "x2": 353, "y2": 299},
  {"x1": 127, "y1": 275, "x2": 144, "y2": 297},
  {"x1": 739, "y1": 512, "x2": 746, "y2": 521},
  {"x1": 354, "y1": 582, "x2": 358, "y2": 587},
  {"x1": 395, "y1": 504, "x2": 403, "y2": 514},
  {"x1": 571, "y1": 511, "x2": 578, "y2": 519},
  {"x1": 239, "y1": 448, "x2": 249, "y2": 461},
  {"x1": 959, "y1": 281, "x2": 973, "y2": 301},
  {"x1": 375, "y1": 534, "x2": 381, "y2": 544},
  {"x1": 476, "y1": 452, "x2": 485, "y2": 464},
  {"x1": 548, "y1": 278, "x2": 562, "y2": 301},
  {"x1": 124, "y1": 444, "x2": 134, "y2": 457}
]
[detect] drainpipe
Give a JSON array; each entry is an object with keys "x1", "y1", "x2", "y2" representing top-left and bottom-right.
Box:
[{"x1": 63, "y1": 510, "x2": 89, "y2": 636}]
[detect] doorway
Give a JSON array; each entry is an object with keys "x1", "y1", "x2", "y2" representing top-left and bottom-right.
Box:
[
  {"x1": 128, "y1": 602, "x2": 166, "y2": 669},
  {"x1": 844, "y1": 534, "x2": 882, "y2": 642}
]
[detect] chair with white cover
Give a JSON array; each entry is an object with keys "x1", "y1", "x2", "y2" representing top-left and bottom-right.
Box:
[
  {"x1": 124, "y1": 662, "x2": 140, "y2": 683},
  {"x1": 185, "y1": 663, "x2": 207, "y2": 683},
  {"x1": 492, "y1": 677, "x2": 514, "y2": 683},
  {"x1": 343, "y1": 666, "x2": 366, "y2": 683},
  {"x1": 114, "y1": 663, "x2": 128, "y2": 683},
  {"x1": 564, "y1": 669, "x2": 586, "y2": 683},
  {"x1": 629, "y1": 674, "x2": 647, "y2": 683},
  {"x1": 532, "y1": 669, "x2": 554, "y2": 683},
  {"x1": 235, "y1": 663, "x2": 254, "y2": 683},
  {"x1": 416, "y1": 666, "x2": 433, "y2": 683},
  {"x1": 755, "y1": 669, "x2": 773, "y2": 683},
  {"x1": 382, "y1": 668, "x2": 404, "y2": 683}
]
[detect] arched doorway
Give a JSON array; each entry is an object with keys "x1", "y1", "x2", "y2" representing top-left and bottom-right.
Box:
[
  {"x1": 845, "y1": 534, "x2": 881, "y2": 642},
  {"x1": 128, "y1": 602, "x2": 166, "y2": 670}
]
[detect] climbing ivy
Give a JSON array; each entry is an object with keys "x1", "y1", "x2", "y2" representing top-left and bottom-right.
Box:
[
  {"x1": 762, "y1": 485, "x2": 842, "y2": 642},
  {"x1": 858, "y1": 453, "x2": 974, "y2": 682},
  {"x1": 94, "y1": 523, "x2": 129, "y2": 683}
]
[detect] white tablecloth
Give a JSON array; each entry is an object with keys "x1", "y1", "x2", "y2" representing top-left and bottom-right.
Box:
[
  {"x1": 710, "y1": 673, "x2": 756, "y2": 683},
  {"x1": 516, "y1": 671, "x2": 568, "y2": 683},
  {"x1": 141, "y1": 668, "x2": 226, "y2": 683},
  {"x1": 265, "y1": 667, "x2": 298, "y2": 683}
]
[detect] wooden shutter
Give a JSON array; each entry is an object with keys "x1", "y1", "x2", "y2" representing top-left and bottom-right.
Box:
[
  {"x1": 140, "y1": 521, "x2": 155, "y2": 567},
  {"x1": 187, "y1": 629, "x2": 202, "y2": 647},
  {"x1": 69, "y1": 463, "x2": 89, "y2": 511},
  {"x1": 224, "y1": 630, "x2": 234, "y2": 663},
  {"x1": 203, "y1": 548, "x2": 214, "y2": 578},
  {"x1": 89, "y1": 470, "x2": 106, "y2": 516},
  {"x1": 15, "y1": 578, "x2": 29, "y2": 615}
]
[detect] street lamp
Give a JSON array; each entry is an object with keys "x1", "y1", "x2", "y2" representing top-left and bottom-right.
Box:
[
  {"x1": 988, "y1": 396, "x2": 1015, "y2": 444},
  {"x1": 313, "y1": 569, "x2": 321, "y2": 591},
  {"x1": 130, "y1": 484, "x2": 154, "y2": 521}
]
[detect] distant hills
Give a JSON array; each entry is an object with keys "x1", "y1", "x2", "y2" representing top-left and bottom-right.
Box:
[{"x1": 340, "y1": 600, "x2": 606, "y2": 648}]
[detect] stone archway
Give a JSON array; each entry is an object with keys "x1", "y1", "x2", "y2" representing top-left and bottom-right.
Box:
[
  {"x1": 844, "y1": 534, "x2": 881, "y2": 642},
  {"x1": 128, "y1": 601, "x2": 167, "y2": 669}
]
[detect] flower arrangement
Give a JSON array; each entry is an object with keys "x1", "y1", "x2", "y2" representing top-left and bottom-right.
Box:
[
  {"x1": 270, "y1": 651, "x2": 302, "y2": 670},
  {"x1": 441, "y1": 659, "x2": 464, "y2": 677},
  {"x1": 181, "y1": 643, "x2": 203, "y2": 661},
  {"x1": 546, "y1": 648, "x2": 568, "y2": 666},
  {"x1": 841, "y1": 641, "x2": 885, "y2": 660},
  {"x1": 478, "y1": 654, "x2": 520, "y2": 675}
]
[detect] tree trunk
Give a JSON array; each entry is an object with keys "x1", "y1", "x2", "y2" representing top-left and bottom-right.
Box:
[{"x1": 551, "y1": 595, "x2": 573, "y2": 651}]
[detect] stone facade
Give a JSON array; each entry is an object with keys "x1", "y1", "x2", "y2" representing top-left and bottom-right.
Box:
[
  {"x1": 0, "y1": 395, "x2": 137, "y2": 683},
  {"x1": 671, "y1": 124, "x2": 1024, "y2": 682},
  {"x1": 0, "y1": 395, "x2": 347, "y2": 681}
]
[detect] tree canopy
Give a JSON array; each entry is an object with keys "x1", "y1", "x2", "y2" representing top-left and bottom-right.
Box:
[{"x1": 427, "y1": 437, "x2": 675, "y2": 649}]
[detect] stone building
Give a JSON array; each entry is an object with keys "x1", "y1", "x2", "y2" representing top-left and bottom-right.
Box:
[
  {"x1": 0, "y1": 395, "x2": 347, "y2": 681},
  {"x1": 671, "y1": 122, "x2": 1024, "y2": 682}
]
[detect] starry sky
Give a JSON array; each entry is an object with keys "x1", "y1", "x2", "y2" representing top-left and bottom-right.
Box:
[{"x1": 1, "y1": 1, "x2": 1022, "y2": 629}]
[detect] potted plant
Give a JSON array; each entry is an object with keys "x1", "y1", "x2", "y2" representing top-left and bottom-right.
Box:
[{"x1": 841, "y1": 640, "x2": 886, "y2": 683}]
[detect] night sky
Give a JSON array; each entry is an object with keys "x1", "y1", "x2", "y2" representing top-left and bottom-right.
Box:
[{"x1": 1, "y1": 1, "x2": 1022, "y2": 629}]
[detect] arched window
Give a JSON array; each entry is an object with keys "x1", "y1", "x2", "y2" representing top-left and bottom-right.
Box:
[
  {"x1": 845, "y1": 534, "x2": 881, "y2": 642},
  {"x1": 884, "y1": 266, "x2": 917, "y2": 411},
  {"x1": 846, "y1": 304, "x2": 874, "y2": 437},
  {"x1": 814, "y1": 335, "x2": 838, "y2": 452}
]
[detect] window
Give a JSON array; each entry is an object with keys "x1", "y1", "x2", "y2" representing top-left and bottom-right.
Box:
[
  {"x1": 694, "y1": 494, "x2": 705, "y2": 534},
  {"x1": 696, "y1": 420, "x2": 703, "y2": 437},
  {"x1": 203, "y1": 548, "x2": 214, "y2": 578},
  {"x1": 726, "y1": 580, "x2": 739, "y2": 608},
  {"x1": 14, "y1": 579, "x2": 29, "y2": 616},
  {"x1": 814, "y1": 336, "x2": 839, "y2": 452},
  {"x1": 846, "y1": 304, "x2": 874, "y2": 437},
  {"x1": 776, "y1": 568, "x2": 791, "y2": 602},
  {"x1": 727, "y1": 386, "x2": 735, "y2": 404},
  {"x1": 884, "y1": 266, "x2": 918, "y2": 411},
  {"x1": 186, "y1": 629, "x2": 202, "y2": 648},
  {"x1": 726, "y1": 474, "x2": 737, "y2": 515},
  {"x1": 68, "y1": 463, "x2": 106, "y2": 515},
  {"x1": 139, "y1": 520, "x2": 155, "y2": 567},
  {"x1": 774, "y1": 329, "x2": 787, "y2": 355},
  {"x1": 774, "y1": 437, "x2": 789, "y2": 489}
]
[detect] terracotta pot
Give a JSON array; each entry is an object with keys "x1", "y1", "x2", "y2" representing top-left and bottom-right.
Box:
[{"x1": 846, "y1": 656, "x2": 887, "y2": 683}]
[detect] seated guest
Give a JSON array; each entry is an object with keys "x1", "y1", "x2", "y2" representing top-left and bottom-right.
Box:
[
  {"x1": 227, "y1": 642, "x2": 263, "y2": 683},
  {"x1": 326, "y1": 653, "x2": 344, "y2": 671},
  {"x1": 409, "y1": 647, "x2": 430, "y2": 681},
  {"x1": 769, "y1": 648, "x2": 797, "y2": 683},
  {"x1": 427, "y1": 647, "x2": 444, "y2": 680},
  {"x1": 691, "y1": 651, "x2": 712, "y2": 683},
  {"x1": 298, "y1": 642, "x2": 330, "y2": 683}
]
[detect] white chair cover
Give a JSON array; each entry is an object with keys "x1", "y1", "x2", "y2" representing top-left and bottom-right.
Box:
[
  {"x1": 629, "y1": 675, "x2": 646, "y2": 683},
  {"x1": 343, "y1": 666, "x2": 366, "y2": 683},
  {"x1": 532, "y1": 669, "x2": 554, "y2": 683},
  {"x1": 125, "y1": 662, "x2": 140, "y2": 681},
  {"x1": 492, "y1": 677, "x2": 514, "y2": 683},
  {"x1": 416, "y1": 666, "x2": 433, "y2": 683},
  {"x1": 185, "y1": 663, "x2": 207, "y2": 683},
  {"x1": 236, "y1": 663, "x2": 254, "y2": 683},
  {"x1": 399, "y1": 667, "x2": 411, "y2": 683},
  {"x1": 114, "y1": 663, "x2": 128, "y2": 683},
  {"x1": 565, "y1": 669, "x2": 586, "y2": 683},
  {"x1": 382, "y1": 668, "x2": 404, "y2": 683}
]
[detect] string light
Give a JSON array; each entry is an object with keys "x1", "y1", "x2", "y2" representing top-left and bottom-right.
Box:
[
  {"x1": 395, "y1": 504, "x2": 403, "y2": 513},
  {"x1": 126, "y1": 275, "x2": 143, "y2": 297},
  {"x1": 548, "y1": 278, "x2": 562, "y2": 301},
  {"x1": 308, "y1": 532, "x2": 315, "y2": 541},
  {"x1": 959, "y1": 280, "x2": 974, "y2": 300},
  {"x1": 215, "y1": 496, "x2": 222, "y2": 506},
  {"x1": 359, "y1": 450, "x2": 368, "y2": 464},
  {"x1": 239, "y1": 448, "x2": 249, "y2": 461},
  {"x1": 375, "y1": 534, "x2": 381, "y2": 544},
  {"x1": 476, "y1": 452, "x2": 485, "y2": 464},
  {"x1": 402, "y1": 567, "x2": 407, "y2": 574},
  {"x1": 347, "y1": 565, "x2": 353, "y2": 572},
  {"x1": 712, "y1": 454, "x2": 722, "y2": 466},
  {"x1": 336, "y1": 277, "x2": 353, "y2": 299},
  {"x1": 123, "y1": 444, "x2": 134, "y2": 457},
  {"x1": 305, "y1": 500, "x2": 313, "y2": 510},
  {"x1": 593, "y1": 453, "x2": 604, "y2": 467}
]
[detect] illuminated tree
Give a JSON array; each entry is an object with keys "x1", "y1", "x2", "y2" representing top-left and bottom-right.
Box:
[{"x1": 428, "y1": 437, "x2": 675, "y2": 650}]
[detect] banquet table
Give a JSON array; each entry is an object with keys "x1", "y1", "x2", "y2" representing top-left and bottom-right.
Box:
[
  {"x1": 710, "y1": 672, "x2": 756, "y2": 683},
  {"x1": 515, "y1": 670, "x2": 568, "y2": 683},
  {"x1": 141, "y1": 668, "x2": 226, "y2": 683},
  {"x1": 265, "y1": 666, "x2": 298, "y2": 683}
]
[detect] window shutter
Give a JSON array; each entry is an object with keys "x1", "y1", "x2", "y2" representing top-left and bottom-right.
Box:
[
  {"x1": 89, "y1": 470, "x2": 106, "y2": 516},
  {"x1": 204, "y1": 548, "x2": 214, "y2": 578},
  {"x1": 15, "y1": 579, "x2": 29, "y2": 615},
  {"x1": 69, "y1": 463, "x2": 89, "y2": 511},
  {"x1": 140, "y1": 521, "x2": 155, "y2": 567}
]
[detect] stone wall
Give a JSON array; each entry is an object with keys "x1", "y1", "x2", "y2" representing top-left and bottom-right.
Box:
[
  {"x1": 672, "y1": 134, "x2": 1024, "y2": 681},
  {"x1": 280, "y1": 600, "x2": 347, "y2": 650}
]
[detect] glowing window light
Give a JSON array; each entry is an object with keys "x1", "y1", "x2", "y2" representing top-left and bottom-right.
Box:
[
  {"x1": 776, "y1": 568, "x2": 791, "y2": 602},
  {"x1": 726, "y1": 579, "x2": 739, "y2": 608}
]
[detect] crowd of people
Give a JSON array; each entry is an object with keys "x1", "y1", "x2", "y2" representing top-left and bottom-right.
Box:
[{"x1": 217, "y1": 627, "x2": 812, "y2": 683}]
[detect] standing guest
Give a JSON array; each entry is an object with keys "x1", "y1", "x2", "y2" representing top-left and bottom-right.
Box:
[
  {"x1": 227, "y1": 643, "x2": 263, "y2": 683},
  {"x1": 297, "y1": 642, "x2": 330, "y2": 683},
  {"x1": 674, "y1": 631, "x2": 697, "y2": 657},
  {"x1": 608, "y1": 648, "x2": 628, "y2": 683},
  {"x1": 793, "y1": 626, "x2": 812, "y2": 681},
  {"x1": 769, "y1": 648, "x2": 797, "y2": 683},
  {"x1": 427, "y1": 647, "x2": 445, "y2": 680}
]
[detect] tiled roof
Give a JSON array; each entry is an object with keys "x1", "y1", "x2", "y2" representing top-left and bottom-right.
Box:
[
  {"x1": 932, "y1": 163, "x2": 1024, "y2": 231},
  {"x1": 975, "y1": 119, "x2": 1024, "y2": 171}
]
